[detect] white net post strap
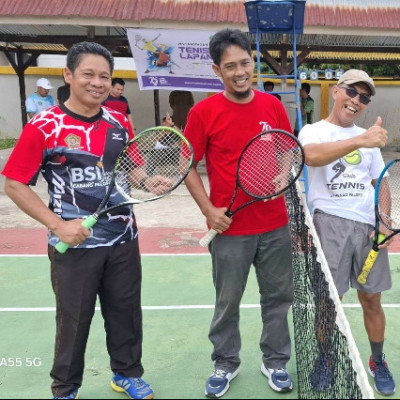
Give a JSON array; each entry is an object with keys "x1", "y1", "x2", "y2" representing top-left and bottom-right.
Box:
[{"x1": 295, "y1": 181, "x2": 375, "y2": 400}]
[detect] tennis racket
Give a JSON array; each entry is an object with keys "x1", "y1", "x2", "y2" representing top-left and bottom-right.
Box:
[
  {"x1": 357, "y1": 159, "x2": 400, "y2": 284},
  {"x1": 135, "y1": 34, "x2": 142, "y2": 45},
  {"x1": 55, "y1": 126, "x2": 193, "y2": 253},
  {"x1": 199, "y1": 129, "x2": 305, "y2": 247}
]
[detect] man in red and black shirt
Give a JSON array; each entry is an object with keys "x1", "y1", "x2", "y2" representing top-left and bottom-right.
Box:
[{"x1": 2, "y1": 42, "x2": 154, "y2": 400}]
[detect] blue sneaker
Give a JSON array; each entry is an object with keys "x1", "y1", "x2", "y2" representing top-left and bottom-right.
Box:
[
  {"x1": 111, "y1": 373, "x2": 154, "y2": 399},
  {"x1": 205, "y1": 368, "x2": 239, "y2": 398},
  {"x1": 53, "y1": 388, "x2": 79, "y2": 399},
  {"x1": 261, "y1": 364, "x2": 293, "y2": 392},
  {"x1": 369, "y1": 355, "x2": 396, "y2": 395},
  {"x1": 310, "y1": 356, "x2": 332, "y2": 391}
]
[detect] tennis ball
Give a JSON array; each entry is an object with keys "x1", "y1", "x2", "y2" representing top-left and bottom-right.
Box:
[
  {"x1": 377, "y1": 233, "x2": 386, "y2": 244},
  {"x1": 343, "y1": 150, "x2": 362, "y2": 165}
]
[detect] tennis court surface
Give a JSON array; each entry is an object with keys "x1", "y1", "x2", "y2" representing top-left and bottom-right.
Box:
[
  {"x1": 1, "y1": 148, "x2": 400, "y2": 398},
  {"x1": 1, "y1": 250, "x2": 400, "y2": 399}
]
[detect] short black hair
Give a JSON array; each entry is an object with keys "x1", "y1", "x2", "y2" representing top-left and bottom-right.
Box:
[
  {"x1": 209, "y1": 28, "x2": 252, "y2": 66},
  {"x1": 66, "y1": 41, "x2": 114, "y2": 74},
  {"x1": 301, "y1": 82, "x2": 311, "y2": 94},
  {"x1": 112, "y1": 77, "x2": 125, "y2": 86},
  {"x1": 264, "y1": 81, "x2": 274, "y2": 90}
]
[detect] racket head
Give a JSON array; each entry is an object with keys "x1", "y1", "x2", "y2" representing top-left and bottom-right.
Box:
[
  {"x1": 376, "y1": 158, "x2": 400, "y2": 232},
  {"x1": 113, "y1": 126, "x2": 193, "y2": 204},
  {"x1": 236, "y1": 129, "x2": 305, "y2": 199}
]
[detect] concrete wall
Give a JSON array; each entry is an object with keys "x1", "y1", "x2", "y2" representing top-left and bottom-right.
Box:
[
  {"x1": 1, "y1": 67, "x2": 400, "y2": 148},
  {"x1": 0, "y1": 67, "x2": 208, "y2": 137}
]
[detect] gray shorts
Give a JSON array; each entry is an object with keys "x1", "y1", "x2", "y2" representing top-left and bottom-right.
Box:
[{"x1": 313, "y1": 209, "x2": 391, "y2": 296}]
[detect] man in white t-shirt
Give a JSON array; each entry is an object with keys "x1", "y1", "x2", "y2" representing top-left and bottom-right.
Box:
[
  {"x1": 25, "y1": 77, "x2": 56, "y2": 120},
  {"x1": 298, "y1": 69, "x2": 395, "y2": 395}
]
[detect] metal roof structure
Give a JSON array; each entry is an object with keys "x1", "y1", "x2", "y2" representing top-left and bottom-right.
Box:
[
  {"x1": 2, "y1": 0, "x2": 400, "y2": 126},
  {"x1": 1, "y1": 0, "x2": 400, "y2": 61}
]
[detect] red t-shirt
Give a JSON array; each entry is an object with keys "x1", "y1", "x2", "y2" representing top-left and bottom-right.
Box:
[
  {"x1": 184, "y1": 90, "x2": 293, "y2": 235},
  {"x1": 103, "y1": 95, "x2": 131, "y2": 117}
]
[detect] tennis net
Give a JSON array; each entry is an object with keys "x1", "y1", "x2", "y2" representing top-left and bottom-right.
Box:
[{"x1": 286, "y1": 182, "x2": 375, "y2": 399}]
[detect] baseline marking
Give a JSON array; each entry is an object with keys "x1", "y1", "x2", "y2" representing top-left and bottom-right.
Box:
[{"x1": 2, "y1": 304, "x2": 400, "y2": 312}]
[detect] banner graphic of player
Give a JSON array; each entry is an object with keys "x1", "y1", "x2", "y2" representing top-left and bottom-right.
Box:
[{"x1": 127, "y1": 28, "x2": 224, "y2": 92}]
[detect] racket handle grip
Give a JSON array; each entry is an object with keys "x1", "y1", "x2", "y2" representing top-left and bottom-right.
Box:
[
  {"x1": 55, "y1": 215, "x2": 98, "y2": 254},
  {"x1": 357, "y1": 248, "x2": 379, "y2": 284},
  {"x1": 54, "y1": 241, "x2": 70, "y2": 254},
  {"x1": 199, "y1": 229, "x2": 218, "y2": 247}
]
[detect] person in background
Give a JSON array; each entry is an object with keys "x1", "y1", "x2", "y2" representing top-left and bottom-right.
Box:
[
  {"x1": 168, "y1": 90, "x2": 194, "y2": 130},
  {"x1": 294, "y1": 82, "x2": 314, "y2": 136},
  {"x1": 147, "y1": 112, "x2": 181, "y2": 176},
  {"x1": 57, "y1": 80, "x2": 70, "y2": 105},
  {"x1": 184, "y1": 28, "x2": 294, "y2": 398},
  {"x1": 103, "y1": 77, "x2": 135, "y2": 130},
  {"x1": 298, "y1": 69, "x2": 396, "y2": 395},
  {"x1": 263, "y1": 80, "x2": 281, "y2": 101},
  {"x1": 2, "y1": 41, "x2": 157, "y2": 400},
  {"x1": 25, "y1": 77, "x2": 56, "y2": 120}
]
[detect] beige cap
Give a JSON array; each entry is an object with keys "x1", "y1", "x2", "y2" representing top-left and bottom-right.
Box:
[{"x1": 337, "y1": 69, "x2": 375, "y2": 96}]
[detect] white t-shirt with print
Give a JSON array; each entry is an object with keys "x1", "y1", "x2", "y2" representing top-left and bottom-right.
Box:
[{"x1": 298, "y1": 119, "x2": 384, "y2": 225}]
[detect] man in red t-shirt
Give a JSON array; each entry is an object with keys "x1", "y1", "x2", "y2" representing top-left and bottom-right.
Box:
[
  {"x1": 103, "y1": 77, "x2": 135, "y2": 130},
  {"x1": 184, "y1": 28, "x2": 294, "y2": 398}
]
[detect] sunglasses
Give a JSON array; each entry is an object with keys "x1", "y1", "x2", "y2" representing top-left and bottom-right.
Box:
[{"x1": 338, "y1": 85, "x2": 371, "y2": 105}]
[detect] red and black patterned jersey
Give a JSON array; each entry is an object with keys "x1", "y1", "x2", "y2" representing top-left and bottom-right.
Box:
[{"x1": 2, "y1": 104, "x2": 138, "y2": 248}]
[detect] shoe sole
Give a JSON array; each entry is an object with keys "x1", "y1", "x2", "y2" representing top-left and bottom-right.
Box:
[
  {"x1": 261, "y1": 364, "x2": 293, "y2": 393},
  {"x1": 110, "y1": 381, "x2": 155, "y2": 399},
  {"x1": 205, "y1": 368, "x2": 239, "y2": 398}
]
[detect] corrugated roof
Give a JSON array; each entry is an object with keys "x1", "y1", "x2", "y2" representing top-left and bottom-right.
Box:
[
  {"x1": 305, "y1": 0, "x2": 400, "y2": 30},
  {"x1": 0, "y1": 0, "x2": 247, "y2": 25},
  {"x1": 0, "y1": 0, "x2": 399, "y2": 30},
  {"x1": 0, "y1": 0, "x2": 400, "y2": 62}
]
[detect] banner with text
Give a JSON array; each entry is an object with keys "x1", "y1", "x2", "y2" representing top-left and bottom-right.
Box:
[{"x1": 127, "y1": 28, "x2": 224, "y2": 92}]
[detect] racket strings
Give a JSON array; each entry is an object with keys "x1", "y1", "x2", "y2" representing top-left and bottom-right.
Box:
[
  {"x1": 114, "y1": 127, "x2": 192, "y2": 202},
  {"x1": 378, "y1": 161, "x2": 400, "y2": 230},
  {"x1": 238, "y1": 133, "x2": 303, "y2": 198}
]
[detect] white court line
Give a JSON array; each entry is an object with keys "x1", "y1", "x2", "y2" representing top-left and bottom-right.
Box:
[
  {"x1": 1, "y1": 252, "x2": 400, "y2": 258},
  {"x1": 0, "y1": 253, "x2": 210, "y2": 257},
  {"x1": 1, "y1": 304, "x2": 400, "y2": 312}
]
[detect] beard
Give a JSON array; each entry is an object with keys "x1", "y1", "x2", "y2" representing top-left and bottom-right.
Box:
[{"x1": 232, "y1": 87, "x2": 252, "y2": 100}]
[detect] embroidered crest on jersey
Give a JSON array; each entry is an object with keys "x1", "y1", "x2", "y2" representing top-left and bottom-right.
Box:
[{"x1": 65, "y1": 134, "x2": 81, "y2": 149}]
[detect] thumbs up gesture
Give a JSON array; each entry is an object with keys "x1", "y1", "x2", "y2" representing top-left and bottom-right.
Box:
[{"x1": 362, "y1": 116, "x2": 387, "y2": 149}]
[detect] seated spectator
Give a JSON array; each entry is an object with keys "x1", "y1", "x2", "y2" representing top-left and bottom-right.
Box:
[{"x1": 26, "y1": 78, "x2": 56, "y2": 120}]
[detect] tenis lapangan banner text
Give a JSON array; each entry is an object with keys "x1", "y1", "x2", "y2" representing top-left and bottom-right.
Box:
[{"x1": 127, "y1": 28, "x2": 224, "y2": 92}]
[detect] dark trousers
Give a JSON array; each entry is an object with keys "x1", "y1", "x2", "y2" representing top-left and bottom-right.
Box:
[
  {"x1": 48, "y1": 240, "x2": 144, "y2": 397},
  {"x1": 208, "y1": 225, "x2": 293, "y2": 372}
]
